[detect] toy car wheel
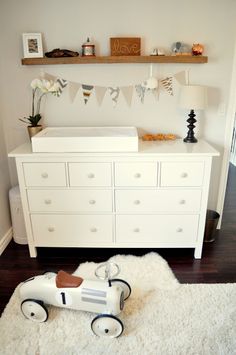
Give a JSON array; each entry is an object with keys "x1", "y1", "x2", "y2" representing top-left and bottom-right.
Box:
[
  {"x1": 91, "y1": 314, "x2": 124, "y2": 338},
  {"x1": 110, "y1": 279, "x2": 132, "y2": 300},
  {"x1": 21, "y1": 299, "x2": 48, "y2": 323}
]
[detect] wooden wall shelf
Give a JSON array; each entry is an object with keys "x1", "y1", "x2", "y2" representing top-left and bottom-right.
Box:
[{"x1": 21, "y1": 55, "x2": 208, "y2": 65}]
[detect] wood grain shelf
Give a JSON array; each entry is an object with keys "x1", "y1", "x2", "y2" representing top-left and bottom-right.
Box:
[{"x1": 21, "y1": 55, "x2": 208, "y2": 65}]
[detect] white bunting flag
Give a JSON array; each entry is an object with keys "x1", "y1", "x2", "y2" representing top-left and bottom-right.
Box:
[
  {"x1": 82, "y1": 84, "x2": 94, "y2": 104},
  {"x1": 135, "y1": 84, "x2": 146, "y2": 103},
  {"x1": 121, "y1": 86, "x2": 133, "y2": 107},
  {"x1": 160, "y1": 77, "x2": 173, "y2": 96},
  {"x1": 108, "y1": 87, "x2": 120, "y2": 107},
  {"x1": 174, "y1": 70, "x2": 187, "y2": 85},
  {"x1": 68, "y1": 82, "x2": 81, "y2": 103},
  {"x1": 95, "y1": 86, "x2": 107, "y2": 106}
]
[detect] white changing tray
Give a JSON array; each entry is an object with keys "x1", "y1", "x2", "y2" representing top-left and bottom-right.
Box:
[{"x1": 31, "y1": 126, "x2": 139, "y2": 152}]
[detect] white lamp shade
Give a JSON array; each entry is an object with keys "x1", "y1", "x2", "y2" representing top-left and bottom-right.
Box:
[{"x1": 179, "y1": 85, "x2": 207, "y2": 110}]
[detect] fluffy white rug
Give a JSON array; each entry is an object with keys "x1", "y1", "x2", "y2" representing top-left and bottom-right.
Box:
[{"x1": 0, "y1": 252, "x2": 236, "y2": 355}]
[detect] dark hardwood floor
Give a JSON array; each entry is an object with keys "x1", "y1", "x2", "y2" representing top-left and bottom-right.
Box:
[{"x1": 0, "y1": 164, "x2": 235, "y2": 316}]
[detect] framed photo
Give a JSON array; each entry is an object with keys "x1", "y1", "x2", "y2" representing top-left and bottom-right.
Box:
[{"x1": 22, "y1": 33, "x2": 43, "y2": 58}]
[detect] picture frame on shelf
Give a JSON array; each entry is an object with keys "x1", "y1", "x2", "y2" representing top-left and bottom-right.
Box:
[{"x1": 22, "y1": 33, "x2": 43, "y2": 58}]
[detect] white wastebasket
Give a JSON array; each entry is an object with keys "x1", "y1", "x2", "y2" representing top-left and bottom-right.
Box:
[{"x1": 9, "y1": 186, "x2": 27, "y2": 245}]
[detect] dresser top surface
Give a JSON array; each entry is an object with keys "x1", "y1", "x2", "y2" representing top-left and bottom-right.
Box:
[{"x1": 9, "y1": 139, "x2": 219, "y2": 157}]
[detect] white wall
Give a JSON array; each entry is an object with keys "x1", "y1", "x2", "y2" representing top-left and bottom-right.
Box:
[{"x1": 1, "y1": 0, "x2": 236, "y2": 208}]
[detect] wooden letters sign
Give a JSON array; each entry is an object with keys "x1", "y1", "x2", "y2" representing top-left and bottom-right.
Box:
[{"x1": 110, "y1": 37, "x2": 141, "y2": 56}]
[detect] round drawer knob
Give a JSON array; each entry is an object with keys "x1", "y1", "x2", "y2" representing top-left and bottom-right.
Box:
[
  {"x1": 133, "y1": 228, "x2": 140, "y2": 233},
  {"x1": 44, "y1": 199, "x2": 52, "y2": 205},
  {"x1": 181, "y1": 172, "x2": 188, "y2": 178},
  {"x1": 134, "y1": 173, "x2": 141, "y2": 178},
  {"x1": 48, "y1": 227, "x2": 55, "y2": 232},
  {"x1": 88, "y1": 173, "x2": 95, "y2": 179},
  {"x1": 134, "y1": 200, "x2": 141, "y2": 205},
  {"x1": 41, "y1": 172, "x2": 48, "y2": 179},
  {"x1": 90, "y1": 227, "x2": 97, "y2": 233},
  {"x1": 89, "y1": 200, "x2": 96, "y2": 205},
  {"x1": 176, "y1": 228, "x2": 183, "y2": 233},
  {"x1": 179, "y1": 199, "x2": 186, "y2": 205}
]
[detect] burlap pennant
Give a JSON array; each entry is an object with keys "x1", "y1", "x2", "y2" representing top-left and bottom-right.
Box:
[
  {"x1": 174, "y1": 71, "x2": 187, "y2": 85},
  {"x1": 121, "y1": 86, "x2": 133, "y2": 107},
  {"x1": 68, "y1": 82, "x2": 81, "y2": 103},
  {"x1": 82, "y1": 84, "x2": 94, "y2": 104},
  {"x1": 95, "y1": 86, "x2": 107, "y2": 106}
]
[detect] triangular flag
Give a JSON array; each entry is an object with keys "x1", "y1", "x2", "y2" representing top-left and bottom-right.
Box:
[
  {"x1": 56, "y1": 78, "x2": 68, "y2": 96},
  {"x1": 82, "y1": 84, "x2": 94, "y2": 104},
  {"x1": 108, "y1": 87, "x2": 120, "y2": 107},
  {"x1": 135, "y1": 84, "x2": 146, "y2": 103},
  {"x1": 68, "y1": 82, "x2": 81, "y2": 103},
  {"x1": 121, "y1": 86, "x2": 133, "y2": 107},
  {"x1": 95, "y1": 86, "x2": 107, "y2": 106},
  {"x1": 174, "y1": 71, "x2": 187, "y2": 85},
  {"x1": 160, "y1": 77, "x2": 173, "y2": 96},
  {"x1": 42, "y1": 72, "x2": 56, "y2": 81}
]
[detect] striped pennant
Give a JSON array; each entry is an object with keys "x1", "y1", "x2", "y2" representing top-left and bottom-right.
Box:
[
  {"x1": 82, "y1": 84, "x2": 94, "y2": 104},
  {"x1": 160, "y1": 77, "x2": 173, "y2": 96},
  {"x1": 56, "y1": 78, "x2": 68, "y2": 96}
]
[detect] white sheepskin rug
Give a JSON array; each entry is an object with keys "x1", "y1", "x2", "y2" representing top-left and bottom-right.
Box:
[{"x1": 0, "y1": 252, "x2": 236, "y2": 355}]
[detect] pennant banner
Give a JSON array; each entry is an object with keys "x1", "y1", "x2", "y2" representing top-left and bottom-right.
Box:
[{"x1": 42, "y1": 70, "x2": 185, "y2": 106}]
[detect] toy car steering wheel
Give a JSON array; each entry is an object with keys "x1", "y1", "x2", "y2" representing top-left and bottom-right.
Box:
[{"x1": 95, "y1": 262, "x2": 120, "y2": 280}]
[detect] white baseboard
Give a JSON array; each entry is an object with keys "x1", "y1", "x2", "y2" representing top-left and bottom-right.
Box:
[{"x1": 0, "y1": 227, "x2": 13, "y2": 255}]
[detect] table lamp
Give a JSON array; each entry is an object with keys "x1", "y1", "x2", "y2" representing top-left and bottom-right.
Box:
[{"x1": 179, "y1": 85, "x2": 207, "y2": 143}]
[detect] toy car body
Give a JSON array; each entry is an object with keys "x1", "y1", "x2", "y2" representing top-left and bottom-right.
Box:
[{"x1": 19, "y1": 263, "x2": 131, "y2": 338}]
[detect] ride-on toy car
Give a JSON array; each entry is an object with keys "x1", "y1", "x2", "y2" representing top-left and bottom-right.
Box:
[{"x1": 19, "y1": 262, "x2": 131, "y2": 338}]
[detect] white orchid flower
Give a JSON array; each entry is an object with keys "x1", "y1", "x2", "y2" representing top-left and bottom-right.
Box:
[{"x1": 31, "y1": 78, "x2": 42, "y2": 89}]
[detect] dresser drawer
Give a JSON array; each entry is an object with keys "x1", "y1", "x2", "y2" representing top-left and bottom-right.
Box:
[
  {"x1": 23, "y1": 163, "x2": 67, "y2": 187},
  {"x1": 160, "y1": 162, "x2": 204, "y2": 187},
  {"x1": 27, "y1": 189, "x2": 112, "y2": 212},
  {"x1": 31, "y1": 214, "x2": 113, "y2": 246},
  {"x1": 68, "y1": 163, "x2": 111, "y2": 186},
  {"x1": 116, "y1": 215, "x2": 199, "y2": 244},
  {"x1": 114, "y1": 162, "x2": 157, "y2": 186},
  {"x1": 115, "y1": 189, "x2": 201, "y2": 212}
]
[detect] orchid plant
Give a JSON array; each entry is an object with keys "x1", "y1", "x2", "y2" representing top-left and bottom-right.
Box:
[{"x1": 20, "y1": 78, "x2": 60, "y2": 127}]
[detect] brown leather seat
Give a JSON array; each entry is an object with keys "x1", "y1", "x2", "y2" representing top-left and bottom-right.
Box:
[{"x1": 56, "y1": 270, "x2": 83, "y2": 288}]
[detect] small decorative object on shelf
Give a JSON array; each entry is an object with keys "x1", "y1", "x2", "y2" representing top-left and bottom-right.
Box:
[
  {"x1": 45, "y1": 48, "x2": 79, "y2": 57},
  {"x1": 150, "y1": 48, "x2": 165, "y2": 56},
  {"x1": 171, "y1": 41, "x2": 191, "y2": 56},
  {"x1": 110, "y1": 37, "x2": 141, "y2": 56},
  {"x1": 192, "y1": 43, "x2": 204, "y2": 56},
  {"x1": 179, "y1": 85, "x2": 208, "y2": 143},
  {"x1": 19, "y1": 78, "x2": 60, "y2": 139},
  {"x1": 22, "y1": 33, "x2": 43, "y2": 58},
  {"x1": 82, "y1": 38, "x2": 95, "y2": 57}
]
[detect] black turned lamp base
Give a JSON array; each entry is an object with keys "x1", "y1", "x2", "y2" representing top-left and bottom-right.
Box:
[
  {"x1": 183, "y1": 136, "x2": 198, "y2": 143},
  {"x1": 183, "y1": 109, "x2": 198, "y2": 143}
]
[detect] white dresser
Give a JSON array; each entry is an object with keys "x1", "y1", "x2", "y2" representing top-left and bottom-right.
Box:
[{"x1": 9, "y1": 139, "x2": 219, "y2": 258}]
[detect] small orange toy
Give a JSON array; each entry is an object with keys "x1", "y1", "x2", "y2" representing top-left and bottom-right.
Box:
[{"x1": 192, "y1": 43, "x2": 204, "y2": 56}]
